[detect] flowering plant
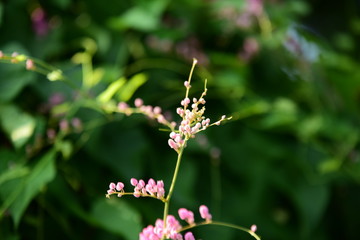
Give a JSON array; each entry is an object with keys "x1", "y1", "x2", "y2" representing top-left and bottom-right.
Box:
[{"x1": 106, "y1": 59, "x2": 260, "y2": 240}]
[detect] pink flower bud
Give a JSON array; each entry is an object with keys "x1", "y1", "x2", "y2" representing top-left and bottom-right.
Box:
[
  {"x1": 170, "y1": 132, "x2": 176, "y2": 139},
  {"x1": 138, "y1": 179, "x2": 145, "y2": 188},
  {"x1": 157, "y1": 115, "x2": 166, "y2": 123},
  {"x1": 251, "y1": 224, "x2": 257, "y2": 232},
  {"x1": 184, "y1": 232, "x2": 195, "y2": 240},
  {"x1": 148, "y1": 178, "x2": 156, "y2": 186},
  {"x1": 157, "y1": 180, "x2": 164, "y2": 188},
  {"x1": 109, "y1": 182, "x2": 116, "y2": 189},
  {"x1": 199, "y1": 205, "x2": 212, "y2": 221},
  {"x1": 178, "y1": 208, "x2": 194, "y2": 225},
  {"x1": 116, "y1": 182, "x2": 124, "y2": 191},
  {"x1": 153, "y1": 106, "x2": 162, "y2": 114},
  {"x1": 118, "y1": 102, "x2": 129, "y2": 110},
  {"x1": 26, "y1": 59, "x2": 35, "y2": 70},
  {"x1": 184, "y1": 97, "x2": 190, "y2": 105},
  {"x1": 168, "y1": 139, "x2": 178, "y2": 150},
  {"x1": 130, "y1": 178, "x2": 138, "y2": 186},
  {"x1": 134, "y1": 98, "x2": 143, "y2": 107}
]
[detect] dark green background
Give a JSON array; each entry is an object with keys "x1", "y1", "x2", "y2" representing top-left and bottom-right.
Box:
[{"x1": 0, "y1": 0, "x2": 359, "y2": 240}]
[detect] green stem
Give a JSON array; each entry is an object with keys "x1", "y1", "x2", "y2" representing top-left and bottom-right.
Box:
[
  {"x1": 162, "y1": 143, "x2": 186, "y2": 239},
  {"x1": 180, "y1": 221, "x2": 261, "y2": 240}
]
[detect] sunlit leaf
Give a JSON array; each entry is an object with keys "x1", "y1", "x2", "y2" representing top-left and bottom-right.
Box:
[
  {"x1": 97, "y1": 77, "x2": 126, "y2": 103},
  {"x1": 0, "y1": 104, "x2": 36, "y2": 149},
  {"x1": 117, "y1": 73, "x2": 147, "y2": 102}
]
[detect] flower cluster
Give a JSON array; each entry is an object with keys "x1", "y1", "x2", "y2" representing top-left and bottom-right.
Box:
[
  {"x1": 106, "y1": 178, "x2": 165, "y2": 201},
  {"x1": 139, "y1": 205, "x2": 212, "y2": 240},
  {"x1": 118, "y1": 98, "x2": 176, "y2": 130},
  {"x1": 168, "y1": 79, "x2": 229, "y2": 152}
]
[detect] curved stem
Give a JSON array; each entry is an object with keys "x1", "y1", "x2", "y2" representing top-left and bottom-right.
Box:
[{"x1": 180, "y1": 221, "x2": 261, "y2": 240}]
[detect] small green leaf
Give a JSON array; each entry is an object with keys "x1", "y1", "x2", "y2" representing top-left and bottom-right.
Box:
[
  {"x1": 117, "y1": 73, "x2": 147, "y2": 102},
  {"x1": 0, "y1": 104, "x2": 36, "y2": 149},
  {"x1": 97, "y1": 77, "x2": 126, "y2": 103},
  {"x1": 91, "y1": 198, "x2": 142, "y2": 240}
]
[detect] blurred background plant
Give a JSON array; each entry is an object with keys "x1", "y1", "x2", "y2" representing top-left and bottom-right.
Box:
[{"x1": 0, "y1": 0, "x2": 359, "y2": 240}]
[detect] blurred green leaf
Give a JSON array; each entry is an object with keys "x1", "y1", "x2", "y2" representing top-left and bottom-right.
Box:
[
  {"x1": 107, "y1": 0, "x2": 169, "y2": 31},
  {"x1": 9, "y1": 150, "x2": 56, "y2": 227},
  {"x1": 0, "y1": 104, "x2": 36, "y2": 149},
  {"x1": 117, "y1": 73, "x2": 147, "y2": 102},
  {"x1": 97, "y1": 77, "x2": 126, "y2": 103},
  {"x1": 294, "y1": 184, "x2": 329, "y2": 237},
  {"x1": 0, "y1": 166, "x2": 29, "y2": 186},
  {"x1": 91, "y1": 198, "x2": 142, "y2": 240},
  {"x1": 297, "y1": 115, "x2": 323, "y2": 141},
  {"x1": 318, "y1": 158, "x2": 342, "y2": 173},
  {"x1": 261, "y1": 98, "x2": 298, "y2": 128}
]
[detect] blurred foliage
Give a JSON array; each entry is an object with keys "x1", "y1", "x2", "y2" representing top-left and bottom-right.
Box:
[{"x1": 0, "y1": 0, "x2": 360, "y2": 240}]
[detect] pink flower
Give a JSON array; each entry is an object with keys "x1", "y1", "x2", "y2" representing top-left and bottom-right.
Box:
[
  {"x1": 135, "y1": 98, "x2": 144, "y2": 107},
  {"x1": 116, "y1": 182, "x2": 124, "y2": 191},
  {"x1": 139, "y1": 215, "x2": 182, "y2": 240},
  {"x1": 118, "y1": 102, "x2": 129, "y2": 111},
  {"x1": 26, "y1": 59, "x2": 35, "y2": 70},
  {"x1": 199, "y1": 205, "x2": 212, "y2": 222},
  {"x1": 168, "y1": 139, "x2": 179, "y2": 150},
  {"x1": 130, "y1": 178, "x2": 138, "y2": 186},
  {"x1": 109, "y1": 182, "x2": 116, "y2": 190},
  {"x1": 184, "y1": 81, "x2": 191, "y2": 88},
  {"x1": 184, "y1": 232, "x2": 195, "y2": 240},
  {"x1": 251, "y1": 224, "x2": 257, "y2": 232},
  {"x1": 31, "y1": 7, "x2": 50, "y2": 36},
  {"x1": 178, "y1": 208, "x2": 194, "y2": 225}
]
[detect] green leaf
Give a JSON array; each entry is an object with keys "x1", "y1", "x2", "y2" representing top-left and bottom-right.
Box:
[
  {"x1": 97, "y1": 77, "x2": 126, "y2": 103},
  {"x1": 8, "y1": 151, "x2": 56, "y2": 227},
  {"x1": 117, "y1": 73, "x2": 147, "y2": 102},
  {"x1": 0, "y1": 104, "x2": 36, "y2": 149},
  {"x1": 0, "y1": 166, "x2": 29, "y2": 186},
  {"x1": 294, "y1": 184, "x2": 329, "y2": 237},
  {"x1": 261, "y1": 98, "x2": 298, "y2": 129},
  {"x1": 91, "y1": 198, "x2": 142, "y2": 240},
  {"x1": 107, "y1": 0, "x2": 169, "y2": 31}
]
